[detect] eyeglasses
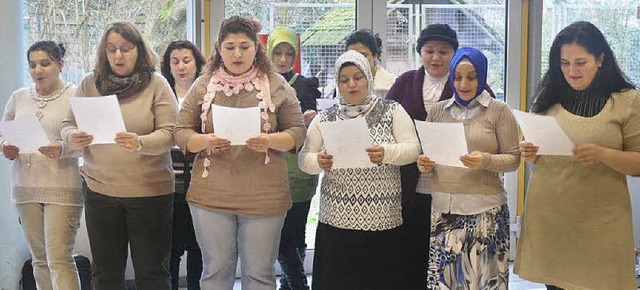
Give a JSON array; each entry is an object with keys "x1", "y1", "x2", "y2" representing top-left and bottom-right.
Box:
[{"x1": 105, "y1": 44, "x2": 136, "y2": 55}]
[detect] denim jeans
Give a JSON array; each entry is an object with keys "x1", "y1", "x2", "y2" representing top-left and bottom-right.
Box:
[
  {"x1": 17, "y1": 202, "x2": 83, "y2": 290},
  {"x1": 170, "y1": 192, "x2": 202, "y2": 290},
  {"x1": 277, "y1": 200, "x2": 311, "y2": 290},
  {"x1": 190, "y1": 204, "x2": 285, "y2": 290},
  {"x1": 84, "y1": 185, "x2": 173, "y2": 290}
]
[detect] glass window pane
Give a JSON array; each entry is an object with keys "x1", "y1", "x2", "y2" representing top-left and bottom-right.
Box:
[
  {"x1": 225, "y1": 1, "x2": 356, "y2": 97},
  {"x1": 386, "y1": 1, "x2": 506, "y2": 100},
  {"x1": 22, "y1": 0, "x2": 189, "y2": 84},
  {"x1": 541, "y1": 1, "x2": 640, "y2": 86}
]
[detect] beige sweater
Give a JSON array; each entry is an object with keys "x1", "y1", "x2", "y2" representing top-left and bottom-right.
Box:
[
  {"x1": 2, "y1": 85, "x2": 84, "y2": 206},
  {"x1": 61, "y1": 73, "x2": 178, "y2": 198},
  {"x1": 422, "y1": 98, "x2": 520, "y2": 194},
  {"x1": 175, "y1": 72, "x2": 306, "y2": 216}
]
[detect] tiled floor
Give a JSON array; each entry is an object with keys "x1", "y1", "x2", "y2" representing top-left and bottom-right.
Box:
[{"x1": 180, "y1": 263, "x2": 546, "y2": 289}]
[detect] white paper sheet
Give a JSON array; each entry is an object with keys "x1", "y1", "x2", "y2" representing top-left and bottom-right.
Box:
[
  {"x1": 512, "y1": 110, "x2": 574, "y2": 156},
  {"x1": 317, "y1": 98, "x2": 338, "y2": 111},
  {"x1": 69, "y1": 95, "x2": 126, "y2": 145},
  {"x1": 0, "y1": 116, "x2": 50, "y2": 154},
  {"x1": 211, "y1": 104, "x2": 261, "y2": 145},
  {"x1": 415, "y1": 121, "x2": 468, "y2": 168},
  {"x1": 317, "y1": 117, "x2": 375, "y2": 169}
]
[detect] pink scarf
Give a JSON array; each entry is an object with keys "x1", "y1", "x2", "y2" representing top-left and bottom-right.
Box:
[{"x1": 199, "y1": 66, "x2": 274, "y2": 178}]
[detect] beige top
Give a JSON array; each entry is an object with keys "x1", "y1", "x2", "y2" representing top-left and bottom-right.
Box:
[
  {"x1": 514, "y1": 89, "x2": 640, "y2": 290},
  {"x1": 61, "y1": 73, "x2": 178, "y2": 198},
  {"x1": 2, "y1": 85, "x2": 84, "y2": 206},
  {"x1": 419, "y1": 97, "x2": 520, "y2": 195},
  {"x1": 175, "y1": 72, "x2": 306, "y2": 216}
]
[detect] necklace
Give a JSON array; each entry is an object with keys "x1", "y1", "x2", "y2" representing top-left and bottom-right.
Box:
[{"x1": 31, "y1": 83, "x2": 69, "y2": 120}]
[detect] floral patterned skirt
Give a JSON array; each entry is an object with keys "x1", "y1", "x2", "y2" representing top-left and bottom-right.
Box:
[{"x1": 426, "y1": 204, "x2": 510, "y2": 290}]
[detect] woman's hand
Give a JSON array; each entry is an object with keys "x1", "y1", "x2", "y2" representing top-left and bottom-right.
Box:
[
  {"x1": 246, "y1": 134, "x2": 271, "y2": 153},
  {"x1": 115, "y1": 132, "x2": 141, "y2": 152},
  {"x1": 39, "y1": 141, "x2": 63, "y2": 159},
  {"x1": 366, "y1": 145, "x2": 385, "y2": 165},
  {"x1": 70, "y1": 130, "x2": 93, "y2": 149},
  {"x1": 417, "y1": 154, "x2": 435, "y2": 173},
  {"x1": 573, "y1": 143, "x2": 608, "y2": 165},
  {"x1": 460, "y1": 151, "x2": 484, "y2": 169},
  {"x1": 302, "y1": 110, "x2": 317, "y2": 127},
  {"x1": 2, "y1": 144, "x2": 19, "y2": 160},
  {"x1": 520, "y1": 141, "x2": 539, "y2": 163},
  {"x1": 317, "y1": 150, "x2": 333, "y2": 170}
]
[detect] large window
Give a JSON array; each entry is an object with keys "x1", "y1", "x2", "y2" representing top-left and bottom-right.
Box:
[
  {"x1": 541, "y1": 1, "x2": 640, "y2": 85},
  {"x1": 386, "y1": 1, "x2": 507, "y2": 100},
  {"x1": 21, "y1": 0, "x2": 190, "y2": 84}
]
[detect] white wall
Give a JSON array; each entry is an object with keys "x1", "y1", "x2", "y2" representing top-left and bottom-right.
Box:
[
  {"x1": 0, "y1": 1, "x2": 31, "y2": 289},
  {"x1": 628, "y1": 177, "x2": 640, "y2": 249}
]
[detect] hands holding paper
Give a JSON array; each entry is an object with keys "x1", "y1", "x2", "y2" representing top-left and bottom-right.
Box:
[
  {"x1": 2, "y1": 144, "x2": 19, "y2": 160},
  {"x1": 521, "y1": 140, "x2": 608, "y2": 165},
  {"x1": 69, "y1": 130, "x2": 93, "y2": 149},
  {"x1": 417, "y1": 151, "x2": 485, "y2": 173},
  {"x1": 38, "y1": 141, "x2": 63, "y2": 159},
  {"x1": 366, "y1": 145, "x2": 385, "y2": 165},
  {"x1": 317, "y1": 150, "x2": 333, "y2": 170},
  {"x1": 246, "y1": 134, "x2": 271, "y2": 153}
]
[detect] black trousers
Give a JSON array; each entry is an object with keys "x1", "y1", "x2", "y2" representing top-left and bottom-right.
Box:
[
  {"x1": 399, "y1": 163, "x2": 432, "y2": 290},
  {"x1": 84, "y1": 184, "x2": 173, "y2": 290},
  {"x1": 312, "y1": 223, "x2": 403, "y2": 290},
  {"x1": 277, "y1": 200, "x2": 312, "y2": 290},
  {"x1": 170, "y1": 192, "x2": 202, "y2": 290}
]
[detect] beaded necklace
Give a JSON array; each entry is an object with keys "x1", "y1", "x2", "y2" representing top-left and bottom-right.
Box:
[{"x1": 31, "y1": 83, "x2": 70, "y2": 120}]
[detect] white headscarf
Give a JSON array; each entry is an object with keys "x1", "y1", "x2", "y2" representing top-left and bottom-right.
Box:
[{"x1": 334, "y1": 50, "x2": 378, "y2": 119}]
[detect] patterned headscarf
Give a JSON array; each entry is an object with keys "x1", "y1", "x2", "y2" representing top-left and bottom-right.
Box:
[
  {"x1": 449, "y1": 47, "x2": 488, "y2": 106},
  {"x1": 334, "y1": 50, "x2": 377, "y2": 119},
  {"x1": 267, "y1": 27, "x2": 298, "y2": 60}
]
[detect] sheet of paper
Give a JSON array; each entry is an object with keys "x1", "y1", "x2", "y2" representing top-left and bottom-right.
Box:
[
  {"x1": 69, "y1": 95, "x2": 126, "y2": 144},
  {"x1": 211, "y1": 104, "x2": 261, "y2": 145},
  {"x1": 0, "y1": 116, "x2": 50, "y2": 154},
  {"x1": 317, "y1": 117, "x2": 375, "y2": 169},
  {"x1": 317, "y1": 98, "x2": 338, "y2": 111},
  {"x1": 512, "y1": 110, "x2": 574, "y2": 156},
  {"x1": 415, "y1": 121, "x2": 468, "y2": 168}
]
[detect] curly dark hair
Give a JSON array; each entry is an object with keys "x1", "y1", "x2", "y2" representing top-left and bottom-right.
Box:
[
  {"x1": 344, "y1": 29, "x2": 383, "y2": 60},
  {"x1": 161, "y1": 40, "x2": 206, "y2": 92},
  {"x1": 206, "y1": 16, "x2": 271, "y2": 75},
  {"x1": 531, "y1": 21, "x2": 634, "y2": 113},
  {"x1": 27, "y1": 40, "x2": 66, "y2": 63}
]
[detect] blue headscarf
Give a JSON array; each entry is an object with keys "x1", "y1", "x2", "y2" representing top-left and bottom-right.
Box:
[{"x1": 448, "y1": 47, "x2": 488, "y2": 107}]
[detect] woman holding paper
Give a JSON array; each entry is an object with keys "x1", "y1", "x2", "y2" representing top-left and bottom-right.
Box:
[
  {"x1": 61, "y1": 21, "x2": 178, "y2": 290},
  {"x1": 1, "y1": 41, "x2": 83, "y2": 290},
  {"x1": 415, "y1": 47, "x2": 520, "y2": 289},
  {"x1": 267, "y1": 26, "x2": 319, "y2": 290},
  {"x1": 298, "y1": 50, "x2": 420, "y2": 290},
  {"x1": 514, "y1": 21, "x2": 640, "y2": 289},
  {"x1": 175, "y1": 16, "x2": 305, "y2": 290}
]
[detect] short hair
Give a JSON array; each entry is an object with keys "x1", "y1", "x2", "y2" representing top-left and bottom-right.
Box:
[
  {"x1": 94, "y1": 21, "x2": 157, "y2": 79},
  {"x1": 531, "y1": 21, "x2": 634, "y2": 113},
  {"x1": 205, "y1": 16, "x2": 271, "y2": 75},
  {"x1": 27, "y1": 40, "x2": 66, "y2": 63},
  {"x1": 160, "y1": 40, "x2": 206, "y2": 91},
  {"x1": 344, "y1": 29, "x2": 383, "y2": 60}
]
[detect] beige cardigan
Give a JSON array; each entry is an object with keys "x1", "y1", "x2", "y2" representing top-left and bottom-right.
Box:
[
  {"x1": 61, "y1": 73, "x2": 178, "y2": 198},
  {"x1": 175, "y1": 71, "x2": 306, "y2": 216}
]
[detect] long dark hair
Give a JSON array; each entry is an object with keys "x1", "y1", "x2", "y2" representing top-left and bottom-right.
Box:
[
  {"x1": 206, "y1": 16, "x2": 271, "y2": 75},
  {"x1": 161, "y1": 40, "x2": 206, "y2": 92},
  {"x1": 531, "y1": 21, "x2": 634, "y2": 113}
]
